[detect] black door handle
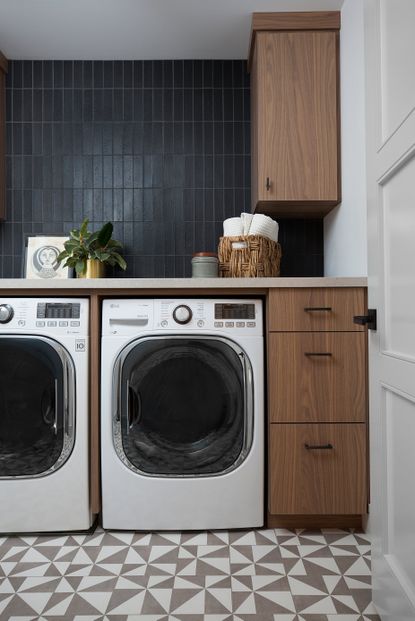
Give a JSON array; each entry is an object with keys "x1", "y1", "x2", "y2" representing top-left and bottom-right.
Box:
[
  {"x1": 353, "y1": 309, "x2": 377, "y2": 331},
  {"x1": 305, "y1": 443, "x2": 333, "y2": 450},
  {"x1": 266, "y1": 177, "x2": 271, "y2": 191}
]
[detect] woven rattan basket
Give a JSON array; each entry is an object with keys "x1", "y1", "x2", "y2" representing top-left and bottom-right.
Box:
[{"x1": 218, "y1": 234, "x2": 282, "y2": 278}]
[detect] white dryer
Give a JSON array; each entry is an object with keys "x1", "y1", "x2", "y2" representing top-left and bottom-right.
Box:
[
  {"x1": 101, "y1": 298, "x2": 264, "y2": 530},
  {"x1": 0, "y1": 298, "x2": 92, "y2": 533}
]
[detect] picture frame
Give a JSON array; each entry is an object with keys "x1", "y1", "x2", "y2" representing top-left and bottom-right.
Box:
[{"x1": 24, "y1": 236, "x2": 70, "y2": 280}]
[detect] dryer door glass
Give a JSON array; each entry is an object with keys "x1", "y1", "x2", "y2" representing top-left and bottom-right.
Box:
[
  {"x1": 0, "y1": 337, "x2": 73, "y2": 477},
  {"x1": 117, "y1": 337, "x2": 250, "y2": 476}
]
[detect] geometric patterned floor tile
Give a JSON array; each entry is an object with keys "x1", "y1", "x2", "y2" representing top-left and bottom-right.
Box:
[{"x1": 0, "y1": 527, "x2": 380, "y2": 620}]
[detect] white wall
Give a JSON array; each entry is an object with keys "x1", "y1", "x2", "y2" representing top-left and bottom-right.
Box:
[{"x1": 324, "y1": 0, "x2": 367, "y2": 276}]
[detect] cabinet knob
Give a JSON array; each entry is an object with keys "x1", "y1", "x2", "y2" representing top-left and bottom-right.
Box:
[{"x1": 266, "y1": 177, "x2": 271, "y2": 191}]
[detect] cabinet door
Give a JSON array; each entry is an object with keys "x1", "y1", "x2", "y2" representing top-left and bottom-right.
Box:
[
  {"x1": 269, "y1": 332, "x2": 367, "y2": 423},
  {"x1": 254, "y1": 31, "x2": 339, "y2": 206},
  {"x1": 267, "y1": 288, "x2": 366, "y2": 332},
  {"x1": 269, "y1": 423, "x2": 367, "y2": 514}
]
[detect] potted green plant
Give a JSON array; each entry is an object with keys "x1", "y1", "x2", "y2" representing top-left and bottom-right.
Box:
[{"x1": 57, "y1": 219, "x2": 127, "y2": 278}]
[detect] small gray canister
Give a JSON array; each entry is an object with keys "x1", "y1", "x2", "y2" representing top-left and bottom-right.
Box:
[{"x1": 191, "y1": 252, "x2": 219, "y2": 278}]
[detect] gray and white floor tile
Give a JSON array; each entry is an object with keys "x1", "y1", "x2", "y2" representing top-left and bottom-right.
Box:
[{"x1": 0, "y1": 527, "x2": 380, "y2": 620}]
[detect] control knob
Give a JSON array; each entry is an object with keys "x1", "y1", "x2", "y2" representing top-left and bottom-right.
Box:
[
  {"x1": 0, "y1": 304, "x2": 14, "y2": 324},
  {"x1": 173, "y1": 304, "x2": 192, "y2": 324}
]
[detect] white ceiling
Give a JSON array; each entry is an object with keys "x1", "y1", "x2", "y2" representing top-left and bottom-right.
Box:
[{"x1": 0, "y1": 0, "x2": 344, "y2": 60}]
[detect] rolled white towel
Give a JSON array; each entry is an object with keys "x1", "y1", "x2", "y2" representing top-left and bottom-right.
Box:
[
  {"x1": 249, "y1": 214, "x2": 279, "y2": 243},
  {"x1": 240, "y1": 212, "x2": 254, "y2": 236},
  {"x1": 223, "y1": 217, "x2": 243, "y2": 237}
]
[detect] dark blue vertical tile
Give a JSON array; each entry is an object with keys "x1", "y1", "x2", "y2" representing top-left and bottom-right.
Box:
[
  {"x1": 73, "y1": 89, "x2": 82, "y2": 122},
  {"x1": 63, "y1": 90, "x2": 73, "y2": 122},
  {"x1": 13, "y1": 90, "x2": 23, "y2": 121},
  {"x1": 73, "y1": 61, "x2": 83, "y2": 88},
  {"x1": 23, "y1": 61, "x2": 33, "y2": 88},
  {"x1": 124, "y1": 61, "x2": 133, "y2": 88},
  {"x1": 183, "y1": 61, "x2": 193, "y2": 88},
  {"x1": 33, "y1": 61, "x2": 43, "y2": 88},
  {"x1": 133, "y1": 61, "x2": 143, "y2": 88},
  {"x1": 193, "y1": 61, "x2": 203, "y2": 88},
  {"x1": 43, "y1": 61, "x2": 53, "y2": 87},
  {"x1": 173, "y1": 90, "x2": 183, "y2": 122},
  {"x1": 64, "y1": 61, "x2": 73, "y2": 88},
  {"x1": 94, "y1": 61, "x2": 104, "y2": 88},
  {"x1": 114, "y1": 61, "x2": 123, "y2": 88},
  {"x1": 203, "y1": 61, "x2": 213, "y2": 88},
  {"x1": 143, "y1": 61, "x2": 153, "y2": 88},
  {"x1": 153, "y1": 61, "x2": 163, "y2": 87},
  {"x1": 173, "y1": 60, "x2": 183, "y2": 87},
  {"x1": 83, "y1": 61, "x2": 92, "y2": 88},
  {"x1": 114, "y1": 89, "x2": 123, "y2": 121}
]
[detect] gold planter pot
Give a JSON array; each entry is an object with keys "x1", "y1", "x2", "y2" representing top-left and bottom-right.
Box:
[{"x1": 77, "y1": 259, "x2": 106, "y2": 279}]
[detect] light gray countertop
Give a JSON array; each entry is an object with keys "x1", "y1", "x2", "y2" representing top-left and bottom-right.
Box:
[{"x1": 0, "y1": 277, "x2": 367, "y2": 290}]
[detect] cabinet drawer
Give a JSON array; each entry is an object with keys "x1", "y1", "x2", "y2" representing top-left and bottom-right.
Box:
[
  {"x1": 268, "y1": 288, "x2": 366, "y2": 331},
  {"x1": 268, "y1": 332, "x2": 367, "y2": 423},
  {"x1": 269, "y1": 423, "x2": 367, "y2": 515}
]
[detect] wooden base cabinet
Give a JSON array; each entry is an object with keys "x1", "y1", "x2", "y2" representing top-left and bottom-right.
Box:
[{"x1": 267, "y1": 288, "x2": 368, "y2": 528}]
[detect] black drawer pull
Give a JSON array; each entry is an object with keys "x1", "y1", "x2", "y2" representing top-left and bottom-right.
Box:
[
  {"x1": 304, "y1": 352, "x2": 332, "y2": 357},
  {"x1": 305, "y1": 443, "x2": 333, "y2": 450},
  {"x1": 304, "y1": 307, "x2": 332, "y2": 312}
]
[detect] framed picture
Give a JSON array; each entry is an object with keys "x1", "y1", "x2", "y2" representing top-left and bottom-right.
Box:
[{"x1": 24, "y1": 236, "x2": 70, "y2": 280}]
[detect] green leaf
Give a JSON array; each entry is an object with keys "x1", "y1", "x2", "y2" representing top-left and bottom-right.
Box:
[
  {"x1": 97, "y1": 222, "x2": 113, "y2": 247},
  {"x1": 80, "y1": 219, "x2": 89, "y2": 238},
  {"x1": 75, "y1": 259, "x2": 86, "y2": 275},
  {"x1": 112, "y1": 252, "x2": 127, "y2": 270}
]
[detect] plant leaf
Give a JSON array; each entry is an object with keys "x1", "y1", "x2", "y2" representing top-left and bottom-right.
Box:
[
  {"x1": 111, "y1": 252, "x2": 127, "y2": 270},
  {"x1": 80, "y1": 219, "x2": 89, "y2": 238},
  {"x1": 75, "y1": 259, "x2": 86, "y2": 275},
  {"x1": 97, "y1": 222, "x2": 113, "y2": 247}
]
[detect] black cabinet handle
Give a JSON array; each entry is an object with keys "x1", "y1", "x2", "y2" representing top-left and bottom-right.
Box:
[
  {"x1": 266, "y1": 177, "x2": 271, "y2": 191},
  {"x1": 305, "y1": 443, "x2": 333, "y2": 450},
  {"x1": 304, "y1": 307, "x2": 332, "y2": 312},
  {"x1": 304, "y1": 352, "x2": 332, "y2": 357},
  {"x1": 353, "y1": 309, "x2": 377, "y2": 331}
]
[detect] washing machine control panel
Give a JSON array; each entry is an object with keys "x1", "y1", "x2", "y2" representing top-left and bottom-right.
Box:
[
  {"x1": 102, "y1": 299, "x2": 263, "y2": 335},
  {"x1": 155, "y1": 299, "x2": 262, "y2": 335},
  {"x1": 0, "y1": 298, "x2": 88, "y2": 335}
]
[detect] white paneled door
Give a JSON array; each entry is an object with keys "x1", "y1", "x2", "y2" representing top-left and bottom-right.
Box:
[{"x1": 365, "y1": 1, "x2": 415, "y2": 618}]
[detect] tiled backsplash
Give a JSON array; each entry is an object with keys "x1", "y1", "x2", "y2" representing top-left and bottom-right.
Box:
[{"x1": 1, "y1": 60, "x2": 323, "y2": 278}]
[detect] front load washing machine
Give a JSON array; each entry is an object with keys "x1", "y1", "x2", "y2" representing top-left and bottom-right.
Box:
[
  {"x1": 0, "y1": 298, "x2": 92, "y2": 533},
  {"x1": 101, "y1": 298, "x2": 264, "y2": 530}
]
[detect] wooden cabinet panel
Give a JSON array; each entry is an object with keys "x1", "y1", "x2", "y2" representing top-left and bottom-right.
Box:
[
  {"x1": 255, "y1": 31, "x2": 338, "y2": 205},
  {"x1": 269, "y1": 423, "x2": 367, "y2": 514},
  {"x1": 269, "y1": 332, "x2": 366, "y2": 423},
  {"x1": 267, "y1": 287, "x2": 366, "y2": 332},
  {"x1": 249, "y1": 13, "x2": 340, "y2": 217}
]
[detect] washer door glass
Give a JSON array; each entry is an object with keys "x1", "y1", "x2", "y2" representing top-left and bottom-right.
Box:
[
  {"x1": 0, "y1": 336, "x2": 73, "y2": 477},
  {"x1": 116, "y1": 337, "x2": 250, "y2": 476}
]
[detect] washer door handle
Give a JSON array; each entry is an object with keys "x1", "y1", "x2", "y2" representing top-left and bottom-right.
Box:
[{"x1": 127, "y1": 382, "x2": 141, "y2": 432}]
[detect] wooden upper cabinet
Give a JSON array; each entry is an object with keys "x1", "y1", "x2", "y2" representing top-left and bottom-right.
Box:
[
  {"x1": 0, "y1": 51, "x2": 7, "y2": 222},
  {"x1": 249, "y1": 12, "x2": 341, "y2": 217}
]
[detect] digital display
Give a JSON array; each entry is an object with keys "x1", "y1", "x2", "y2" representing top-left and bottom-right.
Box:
[
  {"x1": 37, "y1": 303, "x2": 81, "y2": 319},
  {"x1": 214, "y1": 303, "x2": 255, "y2": 320}
]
